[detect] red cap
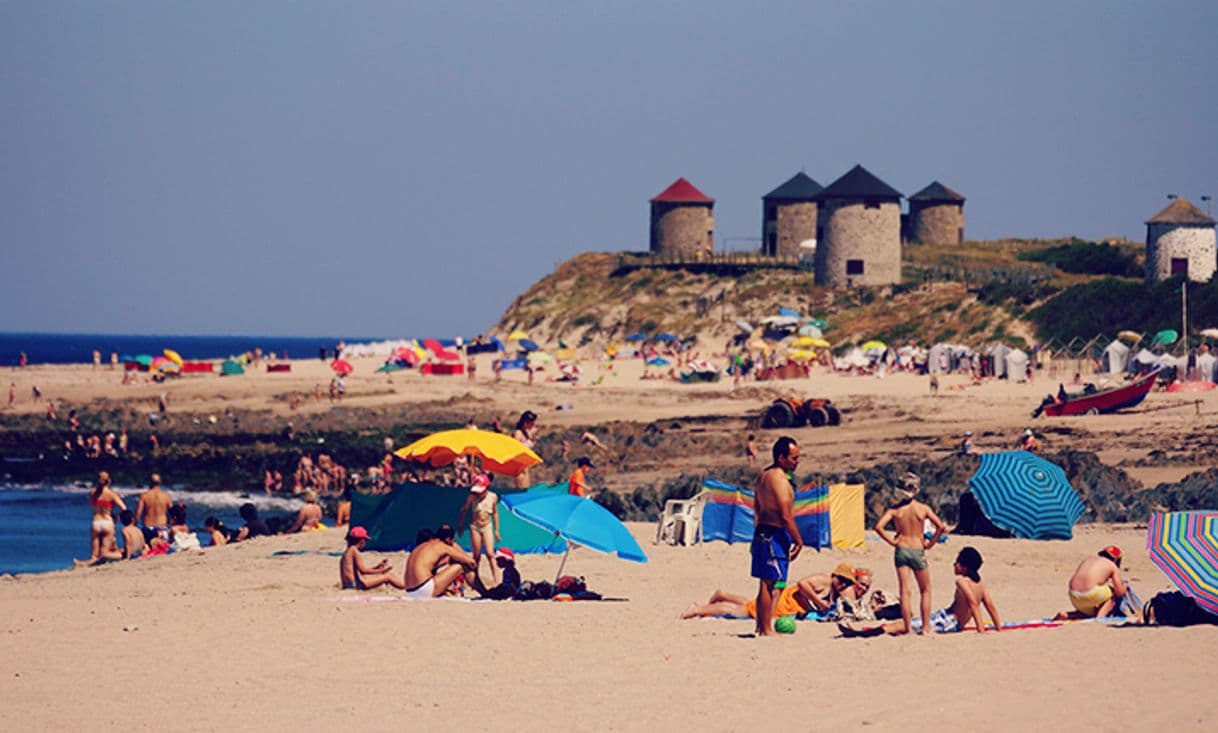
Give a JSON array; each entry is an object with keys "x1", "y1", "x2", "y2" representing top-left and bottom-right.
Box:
[
  {"x1": 349, "y1": 526, "x2": 370, "y2": 541},
  {"x1": 1100, "y1": 545, "x2": 1122, "y2": 560},
  {"x1": 471, "y1": 473, "x2": 491, "y2": 493},
  {"x1": 494, "y1": 547, "x2": 515, "y2": 562}
]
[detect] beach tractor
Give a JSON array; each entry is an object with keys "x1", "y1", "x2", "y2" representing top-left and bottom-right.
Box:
[{"x1": 760, "y1": 397, "x2": 842, "y2": 429}]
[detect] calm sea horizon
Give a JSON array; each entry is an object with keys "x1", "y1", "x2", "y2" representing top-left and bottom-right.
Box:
[{"x1": 0, "y1": 331, "x2": 388, "y2": 367}]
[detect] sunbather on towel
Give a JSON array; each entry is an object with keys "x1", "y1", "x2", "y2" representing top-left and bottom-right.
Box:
[
  {"x1": 403, "y1": 524, "x2": 479, "y2": 599},
  {"x1": 839, "y1": 547, "x2": 1001, "y2": 636},
  {"x1": 1053, "y1": 546, "x2": 1141, "y2": 622},
  {"x1": 680, "y1": 564, "x2": 858, "y2": 620}
]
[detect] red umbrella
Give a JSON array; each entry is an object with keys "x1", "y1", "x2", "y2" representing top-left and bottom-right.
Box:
[{"x1": 330, "y1": 359, "x2": 354, "y2": 376}]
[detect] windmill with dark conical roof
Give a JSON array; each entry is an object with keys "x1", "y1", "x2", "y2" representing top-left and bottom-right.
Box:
[
  {"x1": 649, "y1": 178, "x2": 715, "y2": 256},
  {"x1": 1145, "y1": 198, "x2": 1216, "y2": 283},
  {"x1": 907, "y1": 181, "x2": 966, "y2": 245},
  {"x1": 811, "y1": 164, "x2": 903, "y2": 288},
  {"x1": 762, "y1": 172, "x2": 823, "y2": 258}
]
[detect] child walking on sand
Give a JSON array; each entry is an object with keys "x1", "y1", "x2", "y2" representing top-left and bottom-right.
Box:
[{"x1": 873, "y1": 473, "x2": 947, "y2": 635}]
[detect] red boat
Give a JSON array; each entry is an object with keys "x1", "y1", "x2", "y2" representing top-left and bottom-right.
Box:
[{"x1": 1037, "y1": 368, "x2": 1160, "y2": 417}]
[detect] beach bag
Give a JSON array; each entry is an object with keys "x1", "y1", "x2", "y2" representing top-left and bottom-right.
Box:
[
  {"x1": 1146, "y1": 591, "x2": 1218, "y2": 627},
  {"x1": 555, "y1": 575, "x2": 586, "y2": 595}
]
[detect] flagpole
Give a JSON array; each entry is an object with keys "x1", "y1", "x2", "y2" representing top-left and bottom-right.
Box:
[{"x1": 1182, "y1": 280, "x2": 1188, "y2": 356}]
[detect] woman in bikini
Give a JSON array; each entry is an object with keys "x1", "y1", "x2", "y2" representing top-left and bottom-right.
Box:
[
  {"x1": 75, "y1": 471, "x2": 126, "y2": 567},
  {"x1": 511, "y1": 410, "x2": 539, "y2": 489},
  {"x1": 458, "y1": 473, "x2": 500, "y2": 586}
]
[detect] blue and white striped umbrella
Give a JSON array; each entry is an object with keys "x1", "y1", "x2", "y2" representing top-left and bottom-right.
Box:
[{"x1": 967, "y1": 451, "x2": 1085, "y2": 540}]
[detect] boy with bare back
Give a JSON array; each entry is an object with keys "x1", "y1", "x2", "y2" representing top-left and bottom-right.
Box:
[
  {"x1": 751, "y1": 436, "x2": 803, "y2": 637},
  {"x1": 339, "y1": 527, "x2": 404, "y2": 591},
  {"x1": 135, "y1": 473, "x2": 172, "y2": 541},
  {"x1": 873, "y1": 472, "x2": 947, "y2": 635}
]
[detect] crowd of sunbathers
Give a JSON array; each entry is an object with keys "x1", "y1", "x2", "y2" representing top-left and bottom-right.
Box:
[{"x1": 75, "y1": 471, "x2": 339, "y2": 567}]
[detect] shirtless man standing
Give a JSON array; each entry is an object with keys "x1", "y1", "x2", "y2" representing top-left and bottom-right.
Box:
[
  {"x1": 135, "y1": 473, "x2": 172, "y2": 541},
  {"x1": 402, "y1": 525, "x2": 479, "y2": 599},
  {"x1": 873, "y1": 472, "x2": 947, "y2": 635},
  {"x1": 751, "y1": 436, "x2": 803, "y2": 637},
  {"x1": 1055, "y1": 546, "x2": 1140, "y2": 621}
]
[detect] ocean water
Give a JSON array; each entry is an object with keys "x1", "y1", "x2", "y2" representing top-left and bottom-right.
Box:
[
  {"x1": 0, "y1": 483, "x2": 308, "y2": 575},
  {"x1": 0, "y1": 332, "x2": 384, "y2": 367}
]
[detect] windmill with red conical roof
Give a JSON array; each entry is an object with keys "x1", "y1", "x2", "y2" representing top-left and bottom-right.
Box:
[{"x1": 649, "y1": 177, "x2": 715, "y2": 257}]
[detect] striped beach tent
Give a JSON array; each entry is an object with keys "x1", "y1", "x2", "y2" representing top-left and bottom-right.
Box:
[
  {"x1": 967, "y1": 451, "x2": 1085, "y2": 540},
  {"x1": 1147, "y1": 511, "x2": 1218, "y2": 616}
]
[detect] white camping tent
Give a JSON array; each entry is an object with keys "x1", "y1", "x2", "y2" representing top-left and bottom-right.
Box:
[
  {"x1": 1101, "y1": 340, "x2": 1130, "y2": 373},
  {"x1": 988, "y1": 343, "x2": 1011, "y2": 378},
  {"x1": 1006, "y1": 349, "x2": 1029, "y2": 382}
]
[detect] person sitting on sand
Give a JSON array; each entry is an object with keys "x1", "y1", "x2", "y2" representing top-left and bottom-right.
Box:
[
  {"x1": 840, "y1": 547, "x2": 1001, "y2": 636},
  {"x1": 874, "y1": 472, "x2": 947, "y2": 635},
  {"x1": 168, "y1": 504, "x2": 201, "y2": 551},
  {"x1": 680, "y1": 563, "x2": 858, "y2": 621},
  {"x1": 340, "y1": 526, "x2": 404, "y2": 591},
  {"x1": 119, "y1": 509, "x2": 145, "y2": 559},
  {"x1": 204, "y1": 517, "x2": 228, "y2": 547},
  {"x1": 479, "y1": 548, "x2": 523, "y2": 600},
  {"x1": 75, "y1": 471, "x2": 127, "y2": 567},
  {"x1": 285, "y1": 490, "x2": 323, "y2": 533},
  {"x1": 235, "y1": 503, "x2": 272, "y2": 541},
  {"x1": 402, "y1": 524, "x2": 479, "y2": 599},
  {"x1": 1054, "y1": 546, "x2": 1141, "y2": 622}
]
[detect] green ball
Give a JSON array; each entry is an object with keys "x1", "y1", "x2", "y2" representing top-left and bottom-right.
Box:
[{"x1": 774, "y1": 616, "x2": 797, "y2": 634}]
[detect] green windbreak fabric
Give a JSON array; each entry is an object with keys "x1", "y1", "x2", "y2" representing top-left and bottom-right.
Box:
[{"x1": 352, "y1": 482, "x2": 568, "y2": 554}]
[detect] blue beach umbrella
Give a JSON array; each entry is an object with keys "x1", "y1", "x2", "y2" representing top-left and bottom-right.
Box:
[
  {"x1": 518, "y1": 339, "x2": 540, "y2": 352},
  {"x1": 967, "y1": 451, "x2": 1085, "y2": 540},
  {"x1": 654, "y1": 333, "x2": 677, "y2": 343},
  {"x1": 646, "y1": 357, "x2": 670, "y2": 367},
  {"x1": 502, "y1": 492, "x2": 647, "y2": 581},
  {"x1": 624, "y1": 332, "x2": 647, "y2": 342},
  {"x1": 778, "y1": 307, "x2": 800, "y2": 319}
]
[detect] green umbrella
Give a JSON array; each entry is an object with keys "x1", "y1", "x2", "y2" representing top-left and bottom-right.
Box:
[
  {"x1": 807, "y1": 319, "x2": 828, "y2": 329},
  {"x1": 376, "y1": 363, "x2": 403, "y2": 373},
  {"x1": 1153, "y1": 329, "x2": 1179, "y2": 346},
  {"x1": 135, "y1": 354, "x2": 153, "y2": 367}
]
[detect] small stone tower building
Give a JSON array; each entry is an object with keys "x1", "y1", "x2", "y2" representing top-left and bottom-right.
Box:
[
  {"x1": 1145, "y1": 198, "x2": 1217, "y2": 283},
  {"x1": 649, "y1": 177, "x2": 715, "y2": 256},
  {"x1": 812, "y1": 164, "x2": 903, "y2": 288},
  {"x1": 762, "y1": 172, "x2": 822, "y2": 257},
  {"x1": 907, "y1": 181, "x2": 966, "y2": 245}
]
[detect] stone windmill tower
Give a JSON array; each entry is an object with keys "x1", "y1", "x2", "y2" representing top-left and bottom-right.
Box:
[
  {"x1": 649, "y1": 178, "x2": 715, "y2": 256},
  {"x1": 907, "y1": 181, "x2": 966, "y2": 245},
  {"x1": 812, "y1": 165, "x2": 903, "y2": 287},
  {"x1": 761, "y1": 172, "x2": 823, "y2": 257},
  {"x1": 1145, "y1": 198, "x2": 1216, "y2": 283}
]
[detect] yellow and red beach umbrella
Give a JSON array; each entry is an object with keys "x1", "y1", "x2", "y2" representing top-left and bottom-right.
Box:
[
  {"x1": 331, "y1": 359, "x2": 354, "y2": 376},
  {"x1": 163, "y1": 349, "x2": 184, "y2": 366},
  {"x1": 395, "y1": 429, "x2": 542, "y2": 477}
]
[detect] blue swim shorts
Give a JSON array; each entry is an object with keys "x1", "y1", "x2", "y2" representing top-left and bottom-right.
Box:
[{"x1": 750, "y1": 524, "x2": 792, "y2": 582}]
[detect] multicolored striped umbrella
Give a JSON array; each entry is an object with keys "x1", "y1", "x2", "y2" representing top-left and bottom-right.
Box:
[
  {"x1": 1147, "y1": 511, "x2": 1218, "y2": 615},
  {"x1": 967, "y1": 451, "x2": 1085, "y2": 540}
]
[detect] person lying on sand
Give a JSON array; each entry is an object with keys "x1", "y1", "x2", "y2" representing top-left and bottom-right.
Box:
[
  {"x1": 402, "y1": 524, "x2": 479, "y2": 599},
  {"x1": 839, "y1": 547, "x2": 1001, "y2": 636},
  {"x1": 680, "y1": 563, "x2": 858, "y2": 620},
  {"x1": 340, "y1": 526, "x2": 404, "y2": 591},
  {"x1": 1053, "y1": 546, "x2": 1141, "y2": 622}
]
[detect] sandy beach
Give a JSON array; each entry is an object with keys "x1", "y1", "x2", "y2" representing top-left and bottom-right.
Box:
[{"x1": 2, "y1": 354, "x2": 1217, "y2": 731}]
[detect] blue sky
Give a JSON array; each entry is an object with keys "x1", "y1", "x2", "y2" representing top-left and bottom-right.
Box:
[{"x1": 2, "y1": 2, "x2": 1214, "y2": 337}]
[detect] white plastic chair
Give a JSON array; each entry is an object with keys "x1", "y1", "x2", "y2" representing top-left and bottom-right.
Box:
[{"x1": 654, "y1": 491, "x2": 707, "y2": 546}]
